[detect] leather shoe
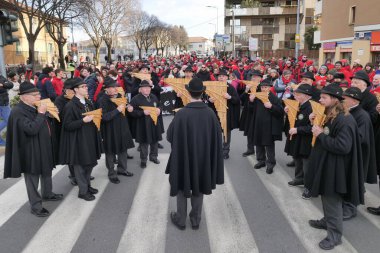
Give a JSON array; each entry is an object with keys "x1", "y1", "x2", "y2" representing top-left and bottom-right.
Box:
[
  {"x1": 31, "y1": 207, "x2": 50, "y2": 217},
  {"x1": 318, "y1": 237, "x2": 341, "y2": 250},
  {"x1": 288, "y1": 179, "x2": 304, "y2": 187},
  {"x1": 286, "y1": 160, "x2": 295, "y2": 167},
  {"x1": 88, "y1": 186, "x2": 98, "y2": 194},
  {"x1": 266, "y1": 166, "x2": 274, "y2": 174},
  {"x1": 78, "y1": 192, "x2": 95, "y2": 201},
  {"x1": 223, "y1": 154, "x2": 229, "y2": 159},
  {"x1": 69, "y1": 176, "x2": 77, "y2": 186},
  {"x1": 43, "y1": 193, "x2": 63, "y2": 201},
  {"x1": 158, "y1": 143, "x2": 164, "y2": 149},
  {"x1": 254, "y1": 161, "x2": 266, "y2": 169},
  {"x1": 343, "y1": 213, "x2": 357, "y2": 221},
  {"x1": 149, "y1": 158, "x2": 160, "y2": 164},
  {"x1": 170, "y1": 212, "x2": 185, "y2": 230},
  {"x1": 140, "y1": 162, "x2": 147, "y2": 169},
  {"x1": 309, "y1": 219, "x2": 327, "y2": 230},
  {"x1": 191, "y1": 223, "x2": 199, "y2": 230},
  {"x1": 242, "y1": 150, "x2": 255, "y2": 157},
  {"x1": 127, "y1": 154, "x2": 134, "y2": 159},
  {"x1": 367, "y1": 206, "x2": 380, "y2": 216},
  {"x1": 110, "y1": 177, "x2": 120, "y2": 184},
  {"x1": 118, "y1": 171, "x2": 134, "y2": 177},
  {"x1": 90, "y1": 176, "x2": 95, "y2": 181}
]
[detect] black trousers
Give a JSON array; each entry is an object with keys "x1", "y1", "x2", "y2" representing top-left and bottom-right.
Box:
[
  {"x1": 256, "y1": 144, "x2": 276, "y2": 166},
  {"x1": 176, "y1": 191, "x2": 204, "y2": 227},
  {"x1": 294, "y1": 157, "x2": 309, "y2": 182},
  {"x1": 24, "y1": 173, "x2": 53, "y2": 211},
  {"x1": 223, "y1": 130, "x2": 232, "y2": 156},
  {"x1": 140, "y1": 142, "x2": 158, "y2": 162},
  {"x1": 320, "y1": 193, "x2": 343, "y2": 244},
  {"x1": 105, "y1": 150, "x2": 129, "y2": 179},
  {"x1": 73, "y1": 165, "x2": 94, "y2": 195},
  {"x1": 247, "y1": 136, "x2": 255, "y2": 152}
]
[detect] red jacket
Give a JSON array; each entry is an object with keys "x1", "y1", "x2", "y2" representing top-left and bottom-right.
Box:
[
  {"x1": 52, "y1": 77, "x2": 64, "y2": 96},
  {"x1": 117, "y1": 75, "x2": 125, "y2": 91}
]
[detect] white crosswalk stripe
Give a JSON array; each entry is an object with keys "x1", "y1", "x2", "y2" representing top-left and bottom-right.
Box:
[{"x1": 0, "y1": 153, "x2": 5, "y2": 179}]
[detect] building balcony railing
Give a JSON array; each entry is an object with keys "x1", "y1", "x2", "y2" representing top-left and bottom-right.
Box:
[{"x1": 225, "y1": 6, "x2": 300, "y2": 17}]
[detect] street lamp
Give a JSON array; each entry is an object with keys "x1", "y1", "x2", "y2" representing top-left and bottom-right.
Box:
[{"x1": 206, "y1": 5, "x2": 218, "y2": 35}]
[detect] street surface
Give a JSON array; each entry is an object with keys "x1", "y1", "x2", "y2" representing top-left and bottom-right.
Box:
[{"x1": 1, "y1": 115, "x2": 380, "y2": 253}]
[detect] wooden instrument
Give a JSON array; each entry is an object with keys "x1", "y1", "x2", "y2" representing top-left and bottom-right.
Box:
[
  {"x1": 310, "y1": 101, "x2": 326, "y2": 147},
  {"x1": 140, "y1": 106, "x2": 158, "y2": 125},
  {"x1": 203, "y1": 81, "x2": 229, "y2": 142},
  {"x1": 82, "y1": 108, "x2": 102, "y2": 131},
  {"x1": 255, "y1": 92, "x2": 270, "y2": 104},
  {"x1": 283, "y1": 99, "x2": 300, "y2": 140},
  {"x1": 34, "y1": 99, "x2": 60, "y2": 122},
  {"x1": 242, "y1": 80, "x2": 259, "y2": 94},
  {"x1": 116, "y1": 87, "x2": 125, "y2": 97},
  {"x1": 164, "y1": 78, "x2": 192, "y2": 106},
  {"x1": 111, "y1": 97, "x2": 128, "y2": 116},
  {"x1": 291, "y1": 84, "x2": 300, "y2": 91},
  {"x1": 131, "y1": 72, "x2": 151, "y2": 81}
]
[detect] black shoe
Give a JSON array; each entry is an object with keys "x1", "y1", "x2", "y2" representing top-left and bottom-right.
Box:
[
  {"x1": 242, "y1": 150, "x2": 255, "y2": 157},
  {"x1": 223, "y1": 154, "x2": 229, "y2": 159},
  {"x1": 117, "y1": 171, "x2": 134, "y2": 177},
  {"x1": 109, "y1": 177, "x2": 120, "y2": 184},
  {"x1": 137, "y1": 146, "x2": 141, "y2": 152},
  {"x1": 78, "y1": 192, "x2": 95, "y2": 201},
  {"x1": 286, "y1": 160, "x2": 296, "y2": 167},
  {"x1": 114, "y1": 158, "x2": 119, "y2": 164},
  {"x1": 266, "y1": 166, "x2": 274, "y2": 174},
  {"x1": 318, "y1": 237, "x2": 341, "y2": 250},
  {"x1": 308, "y1": 219, "x2": 327, "y2": 230},
  {"x1": 288, "y1": 179, "x2": 304, "y2": 187},
  {"x1": 254, "y1": 161, "x2": 266, "y2": 169},
  {"x1": 170, "y1": 212, "x2": 185, "y2": 230},
  {"x1": 69, "y1": 176, "x2": 77, "y2": 186},
  {"x1": 43, "y1": 193, "x2": 64, "y2": 201},
  {"x1": 149, "y1": 158, "x2": 160, "y2": 164},
  {"x1": 158, "y1": 143, "x2": 164, "y2": 149},
  {"x1": 88, "y1": 186, "x2": 99, "y2": 194},
  {"x1": 191, "y1": 223, "x2": 200, "y2": 230},
  {"x1": 90, "y1": 176, "x2": 95, "y2": 181},
  {"x1": 367, "y1": 206, "x2": 380, "y2": 216},
  {"x1": 127, "y1": 154, "x2": 134, "y2": 159},
  {"x1": 302, "y1": 189, "x2": 312, "y2": 200},
  {"x1": 140, "y1": 162, "x2": 147, "y2": 169},
  {"x1": 343, "y1": 213, "x2": 357, "y2": 221},
  {"x1": 31, "y1": 207, "x2": 50, "y2": 217}
]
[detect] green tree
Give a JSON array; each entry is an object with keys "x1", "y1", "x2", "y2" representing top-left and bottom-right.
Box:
[{"x1": 304, "y1": 26, "x2": 321, "y2": 50}]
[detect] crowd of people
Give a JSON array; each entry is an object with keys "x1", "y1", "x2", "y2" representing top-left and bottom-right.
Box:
[{"x1": 1, "y1": 53, "x2": 380, "y2": 250}]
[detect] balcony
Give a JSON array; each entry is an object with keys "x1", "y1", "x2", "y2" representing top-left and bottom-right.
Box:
[{"x1": 225, "y1": 6, "x2": 300, "y2": 17}]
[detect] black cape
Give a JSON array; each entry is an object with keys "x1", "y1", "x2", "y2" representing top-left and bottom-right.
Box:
[
  {"x1": 304, "y1": 113, "x2": 365, "y2": 206},
  {"x1": 129, "y1": 93, "x2": 163, "y2": 144},
  {"x1": 239, "y1": 92, "x2": 255, "y2": 135},
  {"x1": 165, "y1": 102, "x2": 224, "y2": 197},
  {"x1": 375, "y1": 116, "x2": 380, "y2": 176},
  {"x1": 360, "y1": 89, "x2": 379, "y2": 125},
  {"x1": 98, "y1": 94, "x2": 135, "y2": 154},
  {"x1": 350, "y1": 105, "x2": 378, "y2": 184},
  {"x1": 284, "y1": 100, "x2": 313, "y2": 158},
  {"x1": 4, "y1": 102, "x2": 54, "y2": 178},
  {"x1": 59, "y1": 96, "x2": 103, "y2": 167}
]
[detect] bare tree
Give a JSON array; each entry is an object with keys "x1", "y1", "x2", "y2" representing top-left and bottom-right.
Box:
[
  {"x1": 126, "y1": 10, "x2": 151, "y2": 59},
  {"x1": 177, "y1": 25, "x2": 189, "y2": 52},
  {"x1": 141, "y1": 15, "x2": 159, "y2": 55}
]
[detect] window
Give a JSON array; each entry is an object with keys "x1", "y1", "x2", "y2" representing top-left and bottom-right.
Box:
[
  {"x1": 305, "y1": 17, "x2": 313, "y2": 25},
  {"x1": 285, "y1": 17, "x2": 297, "y2": 24},
  {"x1": 16, "y1": 41, "x2": 21, "y2": 55},
  {"x1": 230, "y1": 19, "x2": 240, "y2": 26},
  {"x1": 350, "y1": 6, "x2": 356, "y2": 24},
  {"x1": 48, "y1": 43, "x2": 53, "y2": 53}
]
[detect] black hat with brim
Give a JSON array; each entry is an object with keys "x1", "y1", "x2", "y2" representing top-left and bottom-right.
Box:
[
  {"x1": 259, "y1": 79, "x2": 272, "y2": 87},
  {"x1": 184, "y1": 66, "x2": 194, "y2": 72},
  {"x1": 294, "y1": 83, "x2": 313, "y2": 96},
  {"x1": 104, "y1": 76, "x2": 118, "y2": 88},
  {"x1": 139, "y1": 80, "x2": 151, "y2": 88},
  {"x1": 71, "y1": 77, "x2": 86, "y2": 89},
  {"x1": 139, "y1": 65, "x2": 150, "y2": 71},
  {"x1": 350, "y1": 70, "x2": 371, "y2": 86},
  {"x1": 301, "y1": 72, "x2": 315, "y2": 81},
  {"x1": 19, "y1": 81, "x2": 39, "y2": 95},
  {"x1": 63, "y1": 79, "x2": 74, "y2": 89},
  {"x1": 218, "y1": 69, "x2": 228, "y2": 77},
  {"x1": 343, "y1": 87, "x2": 362, "y2": 101},
  {"x1": 185, "y1": 77, "x2": 206, "y2": 92},
  {"x1": 250, "y1": 70, "x2": 263, "y2": 78},
  {"x1": 321, "y1": 84, "x2": 344, "y2": 100}
]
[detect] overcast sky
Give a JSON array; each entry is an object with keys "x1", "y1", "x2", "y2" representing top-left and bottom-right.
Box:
[{"x1": 73, "y1": 0, "x2": 225, "y2": 42}]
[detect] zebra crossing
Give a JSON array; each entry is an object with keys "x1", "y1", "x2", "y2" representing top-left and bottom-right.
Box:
[{"x1": 1, "y1": 140, "x2": 380, "y2": 252}]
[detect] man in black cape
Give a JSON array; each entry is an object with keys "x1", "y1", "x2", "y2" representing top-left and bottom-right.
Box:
[
  {"x1": 4, "y1": 81, "x2": 63, "y2": 217},
  {"x1": 305, "y1": 85, "x2": 364, "y2": 250},
  {"x1": 59, "y1": 78, "x2": 103, "y2": 201},
  {"x1": 166, "y1": 77, "x2": 224, "y2": 230},
  {"x1": 98, "y1": 77, "x2": 135, "y2": 184},
  {"x1": 129, "y1": 80, "x2": 163, "y2": 168}
]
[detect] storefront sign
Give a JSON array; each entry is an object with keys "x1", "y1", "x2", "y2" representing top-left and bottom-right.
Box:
[
  {"x1": 323, "y1": 42, "x2": 336, "y2": 49},
  {"x1": 371, "y1": 45, "x2": 380, "y2": 52}
]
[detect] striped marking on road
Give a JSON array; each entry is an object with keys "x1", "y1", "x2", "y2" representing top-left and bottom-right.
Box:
[
  {"x1": 0, "y1": 154, "x2": 5, "y2": 179},
  {"x1": 0, "y1": 165, "x2": 65, "y2": 227},
  {"x1": 359, "y1": 190, "x2": 380, "y2": 230},
  {"x1": 248, "y1": 156, "x2": 358, "y2": 253},
  {"x1": 204, "y1": 169, "x2": 259, "y2": 253},
  {"x1": 116, "y1": 154, "x2": 170, "y2": 253},
  {"x1": 21, "y1": 164, "x2": 109, "y2": 253}
]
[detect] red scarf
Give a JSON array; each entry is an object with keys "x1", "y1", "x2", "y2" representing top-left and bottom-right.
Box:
[{"x1": 282, "y1": 75, "x2": 291, "y2": 85}]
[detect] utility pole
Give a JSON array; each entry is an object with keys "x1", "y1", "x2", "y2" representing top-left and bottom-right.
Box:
[
  {"x1": 295, "y1": 0, "x2": 301, "y2": 60},
  {"x1": 231, "y1": 9, "x2": 235, "y2": 58},
  {"x1": 0, "y1": 32, "x2": 6, "y2": 77}
]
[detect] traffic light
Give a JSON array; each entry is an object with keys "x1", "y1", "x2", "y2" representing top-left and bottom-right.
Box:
[{"x1": 0, "y1": 10, "x2": 19, "y2": 46}]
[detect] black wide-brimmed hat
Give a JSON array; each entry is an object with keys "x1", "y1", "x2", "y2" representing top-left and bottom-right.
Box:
[
  {"x1": 139, "y1": 64, "x2": 150, "y2": 71},
  {"x1": 71, "y1": 77, "x2": 86, "y2": 89},
  {"x1": 333, "y1": 72, "x2": 345, "y2": 79},
  {"x1": 63, "y1": 79, "x2": 74, "y2": 89},
  {"x1": 19, "y1": 81, "x2": 39, "y2": 95},
  {"x1": 219, "y1": 69, "x2": 228, "y2": 77},
  {"x1": 321, "y1": 84, "x2": 343, "y2": 100},
  {"x1": 184, "y1": 66, "x2": 194, "y2": 72},
  {"x1": 250, "y1": 70, "x2": 263, "y2": 78},
  {"x1": 185, "y1": 77, "x2": 206, "y2": 92},
  {"x1": 343, "y1": 87, "x2": 362, "y2": 101},
  {"x1": 103, "y1": 76, "x2": 118, "y2": 88},
  {"x1": 301, "y1": 72, "x2": 315, "y2": 81},
  {"x1": 350, "y1": 70, "x2": 371, "y2": 86},
  {"x1": 294, "y1": 83, "x2": 313, "y2": 96},
  {"x1": 259, "y1": 78, "x2": 272, "y2": 87},
  {"x1": 139, "y1": 80, "x2": 151, "y2": 88}
]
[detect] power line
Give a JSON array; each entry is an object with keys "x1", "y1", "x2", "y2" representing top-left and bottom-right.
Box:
[{"x1": 185, "y1": 14, "x2": 224, "y2": 30}]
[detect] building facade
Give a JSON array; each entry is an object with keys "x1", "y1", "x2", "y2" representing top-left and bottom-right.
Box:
[
  {"x1": 224, "y1": 0, "x2": 316, "y2": 58},
  {"x1": 316, "y1": 0, "x2": 380, "y2": 66},
  {"x1": 187, "y1": 37, "x2": 214, "y2": 56}
]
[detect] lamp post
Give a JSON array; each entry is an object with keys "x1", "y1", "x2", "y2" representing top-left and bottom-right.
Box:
[
  {"x1": 206, "y1": 5, "x2": 218, "y2": 34},
  {"x1": 231, "y1": 9, "x2": 235, "y2": 58},
  {"x1": 295, "y1": 0, "x2": 301, "y2": 60}
]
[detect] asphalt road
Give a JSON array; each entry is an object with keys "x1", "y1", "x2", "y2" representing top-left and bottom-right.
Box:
[{"x1": 0, "y1": 115, "x2": 380, "y2": 253}]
